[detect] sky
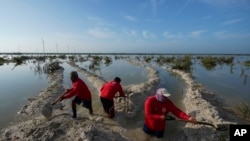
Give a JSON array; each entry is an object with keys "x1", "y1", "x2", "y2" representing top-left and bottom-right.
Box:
[{"x1": 0, "y1": 0, "x2": 250, "y2": 54}]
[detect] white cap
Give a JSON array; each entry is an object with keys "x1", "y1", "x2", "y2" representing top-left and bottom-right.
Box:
[{"x1": 156, "y1": 88, "x2": 171, "y2": 97}]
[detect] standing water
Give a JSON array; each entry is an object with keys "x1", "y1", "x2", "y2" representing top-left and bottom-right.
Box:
[{"x1": 0, "y1": 61, "x2": 49, "y2": 130}]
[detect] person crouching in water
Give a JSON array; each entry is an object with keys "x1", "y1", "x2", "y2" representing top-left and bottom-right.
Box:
[
  {"x1": 143, "y1": 88, "x2": 196, "y2": 138},
  {"x1": 60, "y1": 71, "x2": 93, "y2": 118},
  {"x1": 100, "y1": 77, "x2": 125, "y2": 118}
]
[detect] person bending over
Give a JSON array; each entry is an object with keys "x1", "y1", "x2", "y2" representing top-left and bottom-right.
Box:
[
  {"x1": 143, "y1": 88, "x2": 196, "y2": 138},
  {"x1": 57, "y1": 71, "x2": 93, "y2": 118},
  {"x1": 100, "y1": 77, "x2": 125, "y2": 118}
]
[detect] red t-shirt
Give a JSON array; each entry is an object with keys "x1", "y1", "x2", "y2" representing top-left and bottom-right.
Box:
[
  {"x1": 144, "y1": 96, "x2": 190, "y2": 131},
  {"x1": 63, "y1": 78, "x2": 91, "y2": 100},
  {"x1": 100, "y1": 80, "x2": 125, "y2": 100}
]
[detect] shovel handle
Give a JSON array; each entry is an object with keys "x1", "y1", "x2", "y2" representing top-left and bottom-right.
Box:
[
  {"x1": 52, "y1": 91, "x2": 67, "y2": 105},
  {"x1": 165, "y1": 116, "x2": 215, "y2": 127}
]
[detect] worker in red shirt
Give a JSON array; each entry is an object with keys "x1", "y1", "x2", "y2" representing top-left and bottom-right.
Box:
[
  {"x1": 55, "y1": 71, "x2": 93, "y2": 118},
  {"x1": 143, "y1": 88, "x2": 196, "y2": 138},
  {"x1": 100, "y1": 77, "x2": 125, "y2": 118}
]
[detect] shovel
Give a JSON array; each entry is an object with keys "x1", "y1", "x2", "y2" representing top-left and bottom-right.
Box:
[
  {"x1": 41, "y1": 92, "x2": 66, "y2": 118},
  {"x1": 52, "y1": 91, "x2": 68, "y2": 105},
  {"x1": 165, "y1": 115, "x2": 228, "y2": 131}
]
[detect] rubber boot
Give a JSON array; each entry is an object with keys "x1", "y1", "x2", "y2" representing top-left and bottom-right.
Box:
[
  {"x1": 108, "y1": 107, "x2": 114, "y2": 118},
  {"x1": 72, "y1": 109, "x2": 77, "y2": 119},
  {"x1": 89, "y1": 107, "x2": 93, "y2": 115}
]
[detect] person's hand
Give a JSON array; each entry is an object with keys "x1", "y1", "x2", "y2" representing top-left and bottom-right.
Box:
[
  {"x1": 161, "y1": 115, "x2": 166, "y2": 120},
  {"x1": 164, "y1": 115, "x2": 176, "y2": 120},
  {"x1": 188, "y1": 117, "x2": 196, "y2": 123},
  {"x1": 59, "y1": 97, "x2": 64, "y2": 102},
  {"x1": 65, "y1": 89, "x2": 70, "y2": 93}
]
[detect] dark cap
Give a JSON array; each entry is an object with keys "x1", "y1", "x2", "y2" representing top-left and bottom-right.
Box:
[
  {"x1": 70, "y1": 71, "x2": 78, "y2": 78},
  {"x1": 114, "y1": 77, "x2": 121, "y2": 82}
]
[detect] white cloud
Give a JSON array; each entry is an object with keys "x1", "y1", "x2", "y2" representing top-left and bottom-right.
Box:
[
  {"x1": 163, "y1": 32, "x2": 183, "y2": 39},
  {"x1": 122, "y1": 28, "x2": 137, "y2": 36},
  {"x1": 53, "y1": 32, "x2": 83, "y2": 40},
  {"x1": 87, "y1": 16, "x2": 102, "y2": 22},
  {"x1": 222, "y1": 18, "x2": 243, "y2": 25},
  {"x1": 200, "y1": 0, "x2": 250, "y2": 7},
  {"x1": 190, "y1": 30, "x2": 207, "y2": 38},
  {"x1": 142, "y1": 30, "x2": 155, "y2": 39},
  {"x1": 88, "y1": 28, "x2": 115, "y2": 39},
  {"x1": 124, "y1": 15, "x2": 137, "y2": 21},
  {"x1": 150, "y1": 0, "x2": 167, "y2": 15},
  {"x1": 214, "y1": 31, "x2": 238, "y2": 39},
  {"x1": 87, "y1": 16, "x2": 113, "y2": 26},
  {"x1": 176, "y1": 0, "x2": 192, "y2": 15},
  {"x1": 201, "y1": 16, "x2": 211, "y2": 20},
  {"x1": 151, "y1": 0, "x2": 158, "y2": 15}
]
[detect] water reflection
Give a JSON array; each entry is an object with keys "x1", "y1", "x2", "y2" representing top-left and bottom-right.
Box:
[{"x1": 0, "y1": 54, "x2": 249, "y2": 137}]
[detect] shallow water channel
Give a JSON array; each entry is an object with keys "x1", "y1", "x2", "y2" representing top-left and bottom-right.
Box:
[
  {"x1": 0, "y1": 54, "x2": 249, "y2": 141},
  {"x1": 59, "y1": 58, "x2": 190, "y2": 141}
]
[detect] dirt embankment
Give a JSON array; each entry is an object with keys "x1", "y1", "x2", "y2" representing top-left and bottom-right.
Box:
[
  {"x1": 0, "y1": 60, "x2": 161, "y2": 141},
  {"x1": 0, "y1": 59, "x2": 242, "y2": 141}
]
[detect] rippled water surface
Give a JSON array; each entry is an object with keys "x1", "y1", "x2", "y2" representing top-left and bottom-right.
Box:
[{"x1": 0, "y1": 54, "x2": 249, "y2": 140}]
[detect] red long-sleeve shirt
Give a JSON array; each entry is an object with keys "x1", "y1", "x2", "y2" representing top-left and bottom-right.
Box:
[
  {"x1": 100, "y1": 80, "x2": 125, "y2": 100},
  {"x1": 63, "y1": 78, "x2": 91, "y2": 101},
  {"x1": 144, "y1": 96, "x2": 190, "y2": 131}
]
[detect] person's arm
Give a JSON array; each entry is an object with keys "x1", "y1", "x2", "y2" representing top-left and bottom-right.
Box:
[
  {"x1": 100, "y1": 84, "x2": 104, "y2": 92},
  {"x1": 52, "y1": 91, "x2": 67, "y2": 105},
  {"x1": 63, "y1": 82, "x2": 79, "y2": 99},
  {"x1": 144, "y1": 98, "x2": 163, "y2": 120},
  {"x1": 118, "y1": 84, "x2": 125, "y2": 97},
  {"x1": 167, "y1": 100, "x2": 192, "y2": 120}
]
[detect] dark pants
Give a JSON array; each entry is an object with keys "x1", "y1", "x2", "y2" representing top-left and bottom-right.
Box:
[
  {"x1": 100, "y1": 97, "x2": 114, "y2": 118},
  {"x1": 72, "y1": 96, "x2": 93, "y2": 115},
  {"x1": 143, "y1": 124, "x2": 164, "y2": 138}
]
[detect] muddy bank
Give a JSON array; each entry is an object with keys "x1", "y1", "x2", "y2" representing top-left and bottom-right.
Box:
[
  {"x1": 0, "y1": 68, "x2": 130, "y2": 141},
  {"x1": 169, "y1": 69, "x2": 236, "y2": 141},
  {"x1": 0, "y1": 59, "x2": 242, "y2": 141},
  {"x1": 0, "y1": 60, "x2": 161, "y2": 141}
]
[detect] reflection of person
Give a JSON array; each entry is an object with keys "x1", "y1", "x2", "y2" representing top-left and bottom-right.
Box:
[
  {"x1": 100, "y1": 77, "x2": 125, "y2": 118},
  {"x1": 143, "y1": 88, "x2": 196, "y2": 138},
  {"x1": 60, "y1": 71, "x2": 93, "y2": 118}
]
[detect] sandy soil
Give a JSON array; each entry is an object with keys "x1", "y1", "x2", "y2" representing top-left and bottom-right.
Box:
[{"x1": 0, "y1": 59, "x2": 244, "y2": 141}]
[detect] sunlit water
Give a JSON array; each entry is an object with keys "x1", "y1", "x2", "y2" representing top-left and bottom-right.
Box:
[
  {"x1": 191, "y1": 55, "x2": 250, "y2": 110},
  {"x1": 0, "y1": 61, "x2": 49, "y2": 129},
  {"x1": 0, "y1": 55, "x2": 249, "y2": 141}
]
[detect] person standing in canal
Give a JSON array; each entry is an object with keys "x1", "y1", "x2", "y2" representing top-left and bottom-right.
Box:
[
  {"x1": 53, "y1": 71, "x2": 93, "y2": 118},
  {"x1": 143, "y1": 88, "x2": 196, "y2": 138},
  {"x1": 100, "y1": 77, "x2": 125, "y2": 118}
]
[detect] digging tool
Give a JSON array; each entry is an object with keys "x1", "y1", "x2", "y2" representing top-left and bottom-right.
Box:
[
  {"x1": 52, "y1": 91, "x2": 68, "y2": 105},
  {"x1": 165, "y1": 115, "x2": 228, "y2": 131}
]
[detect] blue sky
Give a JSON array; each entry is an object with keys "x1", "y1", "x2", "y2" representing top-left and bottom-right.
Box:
[{"x1": 0, "y1": 0, "x2": 250, "y2": 54}]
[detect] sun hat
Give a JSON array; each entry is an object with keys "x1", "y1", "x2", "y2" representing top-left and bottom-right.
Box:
[{"x1": 156, "y1": 88, "x2": 171, "y2": 97}]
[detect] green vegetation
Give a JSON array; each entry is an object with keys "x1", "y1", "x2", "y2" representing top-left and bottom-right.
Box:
[
  {"x1": 217, "y1": 56, "x2": 234, "y2": 65},
  {"x1": 13, "y1": 56, "x2": 30, "y2": 65},
  {"x1": 155, "y1": 55, "x2": 175, "y2": 66},
  {"x1": 172, "y1": 55, "x2": 192, "y2": 72},
  {"x1": 104, "y1": 56, "x2": 112, "y2": 66},
  {"x1": 58, "y1": 54, "x2": 66, "y2": 60},
  {"x1": 0, "y1": 57, "x2": 6, "y2": 66},
  {"x1": 201, "y1": 56, "x2": 217, "y2": 70},
  {"x1": 200, "y1": 56, "x2": 234, "y2": 71},
  {"x1": 236, "y1": 102, "x2": 250, "y2": 119},
  {"x1": 244, "y1": 60, "x2": 250, "y2": 67},
  {"x1": 143, "y1": 56, "x2": 153, "y2": 63}
]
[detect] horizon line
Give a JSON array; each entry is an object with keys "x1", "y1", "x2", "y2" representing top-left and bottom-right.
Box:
[{"x1": 0, "y1": 52, "x2": 250, "y2": 56}]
